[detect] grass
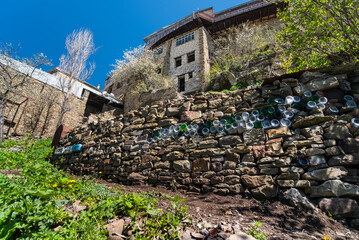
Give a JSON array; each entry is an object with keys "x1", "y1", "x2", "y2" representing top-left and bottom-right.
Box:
[{"x1": 0, "y1": 137, "x2": 189, "y2": 239}]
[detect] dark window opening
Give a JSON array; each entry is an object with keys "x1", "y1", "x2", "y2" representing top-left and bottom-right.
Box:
[
  {"x1": 81, "y1": 89, "x2": 87, "y2": 98},
  {"x1": 188, "y1": 72, "x2": 193, "y2": 79},
  {"x1": 187, "y1": 51, "x2": 195, "y2": 63},
  {"x1": 178, "y1": 76, "x2": 185, "y2": 92},
  {"x1": 157, "y1": 68, "x2": 162, "y2": 74},
  {"x1": 175, "y1": 57, "x2": 182, "y2": 67}
]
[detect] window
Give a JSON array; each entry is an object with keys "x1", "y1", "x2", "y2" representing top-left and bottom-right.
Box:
[
  {"x1": 187, "y1": 51, "x2": 195, "y2": 63},
  {"x1": 175, "y1": 56, "x2": 182, "y2": 67},
  {"x1": 175, "y1": 32, "x2": 195, "y2": 46},
  {"x1": 81, "y1": 89, "x2": 87, "y2": 98},
  {"x1": 157, "y1": 68, "x2": 162, "y2": 74},
  {"x1": 178, "y1": 76, "x2": 185, "y2": 92},
  {"x1": 188, "y1": 72, "x2": 193, "y2": 79},
  {"x1": 154, "y1": 46, "x2": 163, "y2": 55}
]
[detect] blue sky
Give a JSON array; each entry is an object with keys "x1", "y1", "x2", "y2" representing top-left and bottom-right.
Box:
[{"x1": 0, "y1": 0, "x2": 246, "y2": 88}]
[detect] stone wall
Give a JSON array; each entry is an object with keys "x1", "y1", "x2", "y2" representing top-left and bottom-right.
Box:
[
  {"x1": 53, "y1": 65, "x2": 359, "y2": 225},
  {"x1": 2, "y1": 74, "x2": 90, "y2": 138}
]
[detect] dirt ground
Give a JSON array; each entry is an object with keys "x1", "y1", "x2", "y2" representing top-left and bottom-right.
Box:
[{"x1": 97, "y1": 180, "x2": 359, "y2": 240}]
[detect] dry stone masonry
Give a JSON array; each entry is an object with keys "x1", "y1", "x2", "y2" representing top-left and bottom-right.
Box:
[{"x1": 53, "y1": 66, "x2": 359, "y2": 227}]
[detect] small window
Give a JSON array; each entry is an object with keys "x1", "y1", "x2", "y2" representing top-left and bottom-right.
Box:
[
  {"x1": 175, "y1": 57, "x2": 182, "y2": 67},
  {"x1": 187, "y1": 51, "x2": 195, "y2": 63},
  {"x1": 188, "y1": 72, "x2": 193, "y2": 79},
  {"x1": 81, "y1": 89, "x2": 87, "y2": 98},
  {"x1": 157, "y1": 68, "x2": 162, "y2": 74},
  {"x1": 154, "y1": 46, "x2": 163, "y2": 55},
  {"x1": 178, "y1": 76, "x2": 185, "y2": 92}
]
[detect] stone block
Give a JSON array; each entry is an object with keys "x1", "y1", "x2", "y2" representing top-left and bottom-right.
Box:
[
  {"x1": 339, "y1": 138, "x2": 359, "y2": 154},
  {"x1": 304, "y1": 76, "x2": 339, "y2": 91},
  {"x1": 251, "y1": 185, "x2": 277, "y2": 199},
  {"x1": 302, "y1": 167, "x2": 348, "y2": 181},
  {"x1": 277, "y1": 180, "x2": 310, "y2": 188},
  {"x1": 324, "y1": 124, "x2": 352, "y2": 140},
  {"x1": 219, "y1": 135, "x2": 242, "y2": 146},
  {"x1": 243, "y1": 129, "x2": 265, "y2": 145},
  {"x1": 163, "y1": 151, "x2": 184, "y2": 161},
  {"x1": 293, "y1": 116, "x2": 334, "y2": 129},
  {"x1": 193, "y1": 158, "x2": 210, "y2": 172},
  {"x1": 328, "y1": 154, "x2": 359, "y2": 166},
  {"x1": 241, "y1": 175, "x2": 273, "y2": 188},
  {"x1": 223, "y1": 161, "x2": 237, "y2": 170},
  {"x1": 180, "y1": 111, "x2": 202, "y2": 121},
  {"x1": 319, "y1": 198, "x2": 359, "y2": 218},
  {"x1": 310, "y1": 180, "x2": 359, "y2": 197},
  {"x1": 173, "y1": 160, "x2": 192, "y2": 173},
  {"x1": 266, "y1": 127, "x2": 291, "y2": 139}
]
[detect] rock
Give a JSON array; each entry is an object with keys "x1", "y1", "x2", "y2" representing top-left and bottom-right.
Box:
[
  {"x1": 303, "y1": 148, "x2": 326, "y2": 156},
  {"x1": 128, "y1": 173, "x2": 148, "y2": 181},
  {"x1": 224, "y1": 175, "x2": 241, "y2": 185},
  {"x1": 241, "y1": 175, "x2": 273, "y2": 188},
  {"x1": 308, "y1": 155, "x2": 327, "y2": 167},
  {"x1": 325, "y1": 146, "x2": 340, "y2": 156},
  {"x1": 243, "y1": 129, "x2": 265, "y2": 145},
  {"x1": 319, "y1": 198, "x2": 359, "y2": 218},
  {"x1": 277, "y1": 180, "x2": 310, "y2": 188},
  {"x1": 223, "y1": 161, "x2": 237, "y2": 170},
  {"x1": 293, "y1": 116, "x2": 334, "y2": 129},
  {"x1": 173, "y1": 160, "x2": 192, "y2": 173},
  {"x1": 154, "y1": 161, "x2": 171, "y2": 169},
  {"x1": 211, "y1": 176, "x2": 224, "y2": 184},
  {"x1": 300, "y1": 126, "x2": 323, "y2": 138},
  {"x1": 73, "y1": 200, "x2": 88, "y2": 213},
  {"x1": 158, "y1": 118, "x2": 177, "y2": 127},
  {"x1": 198, "y1": 139, "x2": 218, "y2": 149},
  {"x1": 324, "y1": 124, "x2": 352, "y2": 140},
  {"x1": 228, "y1": 232, "x2": 256, "y2": 240},
  {"x1": 211, "y1": 162, "x2": 223, "y2": 172},
  {"x1": 284, "y1": 188, "x2": 317, "y2": 211},
  {"x1": 105, "y1": 218, "x2": 125, "y2": 240},
  {"x1": 193, "y1": 158, "x2": 210, "y2": 172},
  {"x1": 304, "y1": 76, "x2": 339, "y2": 91},
  {"x1": 226, "y1": 151, "x2": 240, "y2": 162},
  {"x1": 328, "y1": 154, "x2": 359, "y2": 166},
  {"x1": 181, "y1": 111, "x2": 202, "y2": 121},
  {"x1": 191, "y1": 232, "x2": 206, "y2": 239},
  {"x1": 219, "y1": 136, "x2": 242, "y2": 146},
  {"x1": 191, "y1": 102, "x2": 207, "y2": 111},
  {"x1": 163, "y1": 151, "x2": 184, "y2": 161},
  {"x1": 350, "y1": 219, "x2": 359, "y2": 230},
  {"x1": 252, "y1": 145, "x2": 267, "y2": 158},
  {"x1": 192, "y1": 148, "x2": 226, "y2": 157},
  {"x1": 339, "y1": 138, "x2": 359, "y2": 154},
  {"x1": 278, "y1": 172, "x2": 300, "y2": 180},
  {"x1": 251, "y1": 185, "x2": 277, "y2": 199},
  {"x1": 310, "y1": 180, "x2": 359, "y2": 197},
  {"x1": 302, "y1": 167, "x2": 348, "y2": 181},
  {"x1": 166, "y1": 107, "x2": 181, "y2": 117},
  {"x1": 242, "y1": 153, "x2": 255, "y2": 162},
  {"x1": 266, "y1": 127, "x2": 292, "y2": 139}
]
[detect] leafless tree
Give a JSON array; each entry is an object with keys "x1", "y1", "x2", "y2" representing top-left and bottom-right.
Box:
[
  {"x1": 57, "y1": 28, "x2": 97, "y2": 127},
  {"x1": 0, "y1": 42, "x2": 51, "y2": 143}
]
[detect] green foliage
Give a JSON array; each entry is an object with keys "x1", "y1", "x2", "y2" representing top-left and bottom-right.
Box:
[
  {"x1": 278, "y1": 0, "x2": 359, "y2": 72},
  {"x1": 246, "y1": 221, "x2": 267, "y2": 240},
  {"x1": 111, "y1": 45, "x2": 173, "y2": 94},
  {"x1": 0, "y1": 138, "x2": 189, "y2": 239},
  {"x1": 209, "y1": 21, "x2": 283, "y2": 89}
]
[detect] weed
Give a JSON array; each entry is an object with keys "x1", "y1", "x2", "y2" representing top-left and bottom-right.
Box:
[{"x1": 246, "y1": 221, "x2": 267, "y2": 240}]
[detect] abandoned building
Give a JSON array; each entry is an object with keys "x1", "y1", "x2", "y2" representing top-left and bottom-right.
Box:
[
  {"x1": 104, "y1": 0, "x2": 283, "y2": 96},
  {"x1": 0, "y1": 55, "x2": 123, "y2": 139}
]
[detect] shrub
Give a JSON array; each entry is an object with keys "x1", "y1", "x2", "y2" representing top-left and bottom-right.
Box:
[{"x1": 111, "y1": 45, "x2": 173, "y2": 94}]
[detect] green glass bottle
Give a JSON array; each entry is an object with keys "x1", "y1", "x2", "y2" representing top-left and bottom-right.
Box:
[
  {"x1": 267, "y1": 107, "x2": 275, "y2": 114},
  {"x1": 254, "y1": 121, "x2": 262, "y2": 128},
  {"x1": 310, "y1": 94, "x2": 319, "y2": 102},
  {"x1": 180, "y1": 124, "x2": 188, "y2": 132},
  {"x1": 205, "y1": 121, "x2": 212, "y2": 128},
  {"x1": 259, "y1": 108, "x2": 267, "y2": 115},
  {"x1": 267, "y1": 98, "x2": 275, "y2": 104}
]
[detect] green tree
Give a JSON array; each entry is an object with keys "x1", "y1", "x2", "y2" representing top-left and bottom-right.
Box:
[{"x1": 278, "y1": 0, "x2": 359, "y2": 72}]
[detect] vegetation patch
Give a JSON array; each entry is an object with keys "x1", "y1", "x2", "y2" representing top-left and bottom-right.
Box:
[{"x1": 0, "y1": 137, "x2": 189, "y2": 239}]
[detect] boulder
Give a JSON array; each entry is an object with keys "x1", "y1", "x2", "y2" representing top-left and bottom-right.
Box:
[
  {"x1": 302, "y1": 167, "x2": 348, "y2": 181},
  {"x1": 128, "y1": 173, "x2": 148, "y2": 181},
  {"x1": 310, "y1": 180, "x2": 359, "y2": 197},
  {"x1": 319, "y1": 198, "x2": 359, "y2": 218},
  {"x1": 219, "y1": 135, "x2": 242, "y2": 146},
  {"x1": 180, "y1": 111, "x2": 202, "y2": 121},
  {"x1": 284, "y1": 188, "x2": 317, "y2": 212},
  {"x1": 105, "y1": 218, "x2": 125, "y2": 240}
]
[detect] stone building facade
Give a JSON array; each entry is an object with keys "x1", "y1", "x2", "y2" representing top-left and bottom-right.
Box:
[
  {"x1": 0, "y1": 55, "x2": 123, "y2": 138},
  {"x1": 105, "y1": 0, "x2": 282, "y2": 95}
]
